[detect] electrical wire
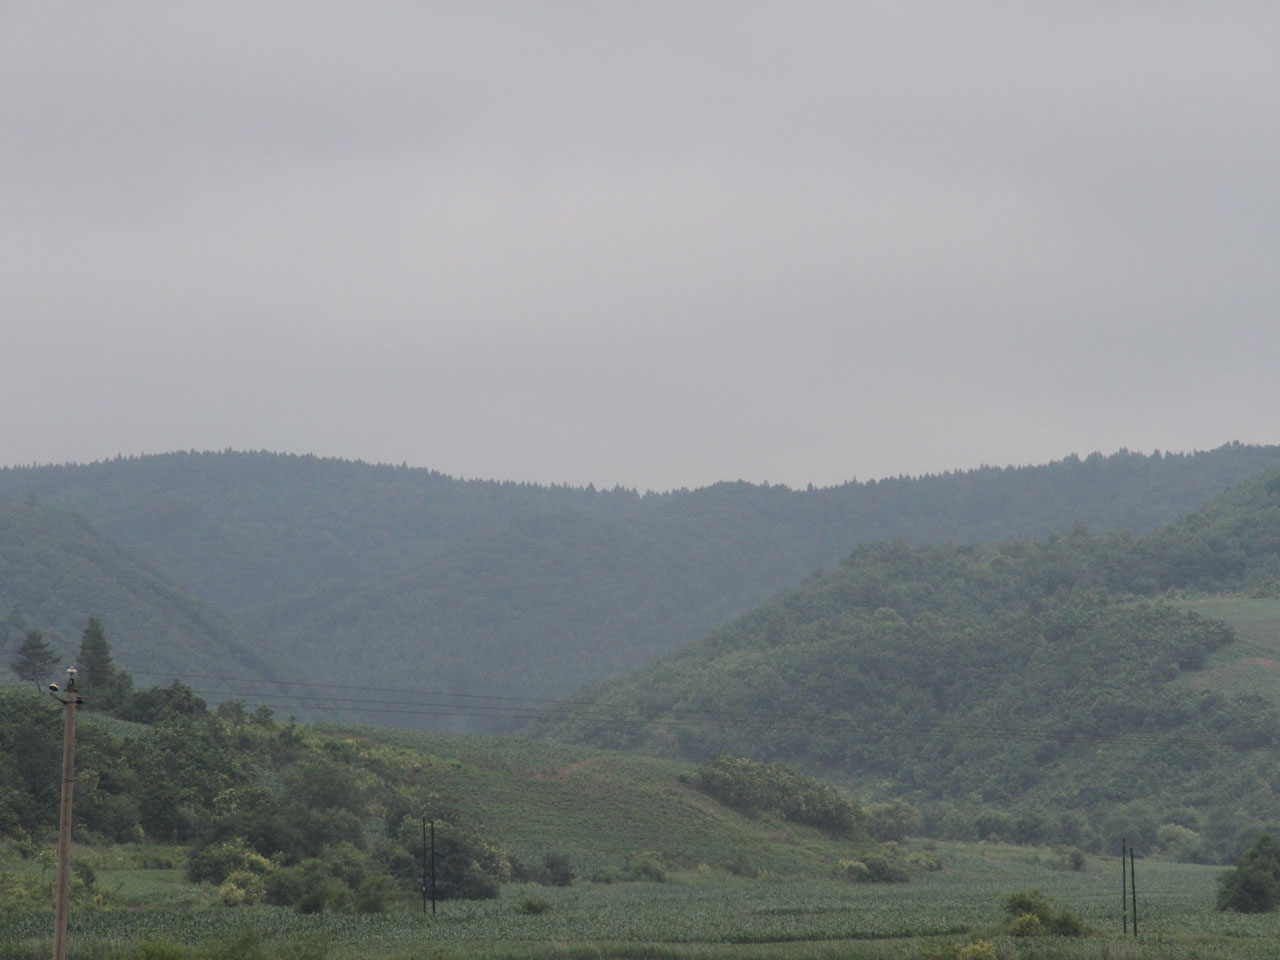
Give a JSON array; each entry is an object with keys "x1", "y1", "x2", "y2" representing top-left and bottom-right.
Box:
[{"x1": 90, "y1": 670, "x2": 1280, "y2": 753}]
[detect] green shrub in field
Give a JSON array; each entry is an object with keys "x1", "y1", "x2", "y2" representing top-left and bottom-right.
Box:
[
  {"x1": 352, "y1": 874, "x2": 392, "y2": 913},
  {"x1": 187, "y1": 836, "x2": 274, "y2": 885},
  {"x1": 696, "y1": 754, "x2": 864, "y2": 835},
  {"x1": 515, "y1": 850, "x2": 575, "y2": 886},
  {"x1": 833, "y1": 853, "x2": 907, "y2": 884},
  {"x1": 542, "y1": 851, "x2": 575, "y2": 886},
  {"x1": 956, "y1": 941, "x2": 997, "y2": 960},
  {"x1": 394, "y1": 816, "x2": 507, "y2": 899},
  {"x1": 863, "y1": 852, "x2": 908, "y2": 883},
  {"x1": 834, "y1": 859, "x2": 869, "y2": 882},
  {"x1": 1007, "y1": 912, "x2": 1044, "y2": 937},
  {"x1": 264, "y1": 843, "x2": 378, "y2": 912},
  {"x1": 1217, "y1": 833, "x2": 1280, "y2": 913},
  {"x1": 218, "y1": 868, "x2": 267, "y2": 906},
  {"x1": 916, "y1": 852, "x2": 943, "y2": 871},
  {"x1": 516, "y1": 895, "x2": 552, "y2": 914},
  {"x1": 1052, "y1": 847, "x2": 1086, "y2": 871},
  {"x1": 0, "y1": 869, "x2": 45, "y2": 910},
  {"x1": 1157, "y1": 822, "x2": 1204, "y2": 862},
  {"x1": 590, "y1": 854, "x2": 666, "y2": 884},
  {"x1": 866, "y1": 800, "x2": 921, "y2": 841},
  {"x1": 1002, "y1": 889, "x2": 1086, "y2": 936}
]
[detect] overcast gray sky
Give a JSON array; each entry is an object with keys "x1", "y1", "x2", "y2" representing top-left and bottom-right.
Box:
[{"x1": 4, "y1": 3, "x2": 1278, "y2": 491}]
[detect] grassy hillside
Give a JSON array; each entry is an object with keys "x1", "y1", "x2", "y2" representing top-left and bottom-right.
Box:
[
  {"x1": 3, "y1": 444, "x2": 1279, "y2": 729},
  {"x1": 6, "y1": 684, "x2": 1280, "y2": 959},
  {"x1": 309, "y1": 725, "x2": 874, "y2": 879},
  {"x1": 540, "y1": 468, "x2": 1280, "y2": 860},
  {"x1": 4, "y1": 699, "x2": 1279, "y2": 958},
  {"x1": 1171, "y1": 597, "x2": 1280, "y2": 703}
]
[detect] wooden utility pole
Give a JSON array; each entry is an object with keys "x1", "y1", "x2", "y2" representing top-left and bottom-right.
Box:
[
  {"x1": 1130, "y1": 845, "x2": 1138, "y2": 938},
  {"x1": 1121, "y1": 838, "x2": 1127, "y2": 935},
  {"x1": 51, "y1": 667, "x2": 83, "y2": 960}
]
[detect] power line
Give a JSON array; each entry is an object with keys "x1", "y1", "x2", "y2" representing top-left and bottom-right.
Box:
[{"x1": 11, "y1": 670, "x2": 1278, "y2": 753}]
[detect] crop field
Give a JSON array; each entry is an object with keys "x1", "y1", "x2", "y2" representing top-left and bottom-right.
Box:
[
  {"x1": 1174, "y1": 597, "x2": 1280, "y2": 704},
  {"x1": 4, "y1": 841, "x2": 1279, "y2": 960}
]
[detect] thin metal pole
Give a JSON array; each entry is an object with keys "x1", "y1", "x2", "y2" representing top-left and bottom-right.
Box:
[
  {"x1": 1130, "y1": 846, "x2": 1138, "y2": 938},
  {"x1": 53, "y1": 672, "x2": 81, "y2": 960},
  {"x1": 430, "y1": 820, "x2": 437, "y2": 918},
  {"x1": 1121, "y1": 838, "x2": 1127, "y2": 935},
  {"x1": 421, "y1": 817, "x2": 428, "y2": 916}
]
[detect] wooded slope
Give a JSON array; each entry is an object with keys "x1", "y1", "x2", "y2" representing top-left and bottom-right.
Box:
[
  {"x1": 539, "y1": 467, "x2": 1280, "y2": 860},
  {"x1": 2, "y1": 443, "x2": 1278, "y2": 728}
]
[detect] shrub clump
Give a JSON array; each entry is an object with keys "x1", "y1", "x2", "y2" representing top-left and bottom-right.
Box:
[
  {"x1": 1217, "y1": 833, "x2": 1280, "y2": 913},
  {"x1": 696, "y1": 755, "x2": 863, "y2": 835},
  {"x1": 516, "y1": 895, "x2": 552, "y2": 915},
  {"x1": 833, "y1": 851, "x2": 907, "y2": 884},
  {"x1": 1003, "y1": 889, "x2": 1086, "y2": 937},
  {"x1": 591, "y1": 854, "x2": 667, "y2": 884}
]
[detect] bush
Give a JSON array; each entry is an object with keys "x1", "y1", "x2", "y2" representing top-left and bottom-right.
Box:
[
  {"x1": 1217, "y1": 864, "x2": 1280, "y2": 913},
  {"x1": 1003, "y1": 889, "x2": 1086, "y2": 936},
  {"x1": 863, "y1": 853, "x2": 908, "y2": 883},
  {"x1": 624, "y1": 856, "x2": 666, "y2": 883},
  {"x1": 1007, "y1": 912, "x2": 1043, "y2": 937},
  {"x1": 187, "y1": 837, "x2": 273, "y2": 885},
  {"x1": 696, "y1": 754, "x2": 864, "y2": 835},
  {"x1": 1217, "y1": 833, "x2": 1280, "y2": 913},
  {"x1": 834, "y1": 859, "x2": 869, "y2": 883},
  {"x1": 218, "y1": 869, "x2": 266, "y2": 906},
  {"x1": 1157, "y1": 822, "x2": 1203, "y2": 862},
  {"x1": 542, "y1": 851, "x2": 574, "y2": 886},
  {"x1": 956, "y1": 941, "x2": 997, "y2": 960},
  {"x1": 395, "y1": 817, "x2": 506, "y2": 900},
  {"x1": 352, "y1": 875, "x2": 391, "y2": 914},
  {"x1": 516, "y1": 896, "x2": 552, "y2": 915}
]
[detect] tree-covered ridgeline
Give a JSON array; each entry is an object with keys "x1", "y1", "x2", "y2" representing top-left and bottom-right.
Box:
[
  {"x1": 3, "y1": 443, "x2": 1278, "y2": 731},
  {"x1": 540, "y1": 467, "x2": 1280, "y2": 861}
]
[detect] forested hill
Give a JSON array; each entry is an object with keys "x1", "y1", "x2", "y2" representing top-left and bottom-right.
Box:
[
  {"x1": 538, "y1": 466, "x2": 1280, "y2": 859},
  {"x1": 0, "y1": 501, "x2": 276, "y2": 682},
  {"x1": 1, "y1": 443, "x2": 1278, "y2": 730}
]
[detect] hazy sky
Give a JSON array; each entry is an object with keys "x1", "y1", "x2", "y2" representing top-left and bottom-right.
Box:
[{"x1": 5, "y1": 4, "x2": 1278, "y2": 491}]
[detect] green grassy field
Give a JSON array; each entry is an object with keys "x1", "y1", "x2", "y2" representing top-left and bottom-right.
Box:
[
  {"x1": 308, "y1": 724, "x2": 877, "y2": 879},
  {"x1": 3, "y1": 840, "x2": 1277, "y2": 960},
  {"x1": 8, "y1": 666, "x2": 1280, "y2": 960},
  {"x1": 1175, "y1": 597, "x2": 1280, "y2": 703}
]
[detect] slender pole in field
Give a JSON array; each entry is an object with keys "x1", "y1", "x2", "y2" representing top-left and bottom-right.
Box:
[
  {"x1": 1130, "y1": 845, "x2": 1138, "y2": 938},
  {"x1": 1121, "y1": 838, "x2": 1127, "y2": 935},
  {"x1": 421, "y1": 817, "x2": 428, "y2": 916},
  {"x1": 430, "y1": 820, "x2": 437, "y2": 918},
  {"x1": 51, "y1": 668, "x2": 83, "y2": 960}
]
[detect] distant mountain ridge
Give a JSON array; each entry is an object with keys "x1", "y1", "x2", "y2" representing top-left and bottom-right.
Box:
[{"x1": 2, "y1": 443, "x2": 1278, "y2": 729}]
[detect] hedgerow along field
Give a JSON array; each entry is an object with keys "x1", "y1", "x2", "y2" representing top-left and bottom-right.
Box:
[{"x1": 3, "y1": 839, "x2": 1279, "y2": 959}]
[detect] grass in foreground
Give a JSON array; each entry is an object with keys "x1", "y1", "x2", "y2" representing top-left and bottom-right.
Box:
[{"x1": 4, "y1": 841, "x2": 1280, "y2": 960}]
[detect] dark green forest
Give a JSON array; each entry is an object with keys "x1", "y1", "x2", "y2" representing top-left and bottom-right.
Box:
[
  {"x1": 0, "y1": 503, "x2": 274, "y2": 684},
  {"x1": 539, "y1": 467, "x2": 1280, "y2": 861},
  {"x1": 3, "y1": 443, "x2": 1278, "y2": 730}
]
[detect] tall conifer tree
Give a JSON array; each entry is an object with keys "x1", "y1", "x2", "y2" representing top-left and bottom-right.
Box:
[
  {"x1": 78, "y1": 616, "x2": 114, "y2": 690},
  {"x1": 9, "y1": 629, "x2": 58, "y2": 692}
]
